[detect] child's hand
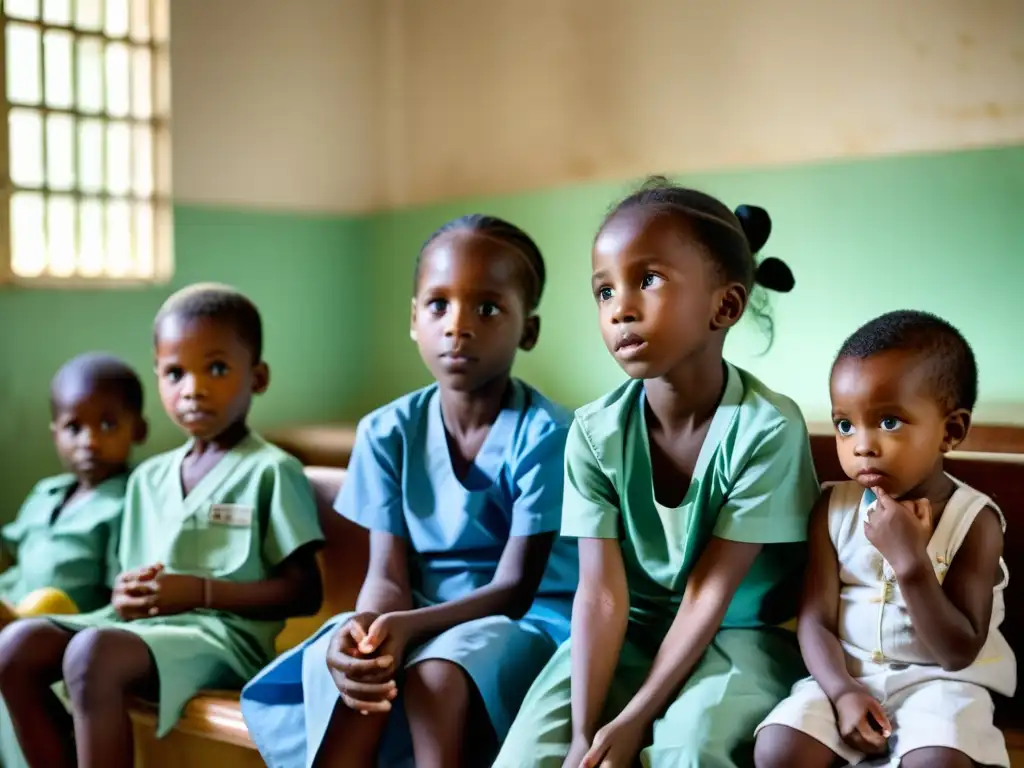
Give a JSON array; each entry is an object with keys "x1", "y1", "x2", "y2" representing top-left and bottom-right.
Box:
[
  {"x1": 142, "y1": 572, "x2": 206, "y2": 616},
  {"x1": 578, "y1": 711, "x2": 647, "y2": 768},
  {"x1": 834, "y1": 688, "x2": 892, "y2": 756},
  {"x1": 563, "y1": 733, "x2": 592, "y2": 768},
  {"x1": 326, "y1": 613, "x2": 397, "y2": 715},
  {"x1": 112, "y1": 564, "x2": 166, "y2": 620},
  {"x1": 357, "y1": 612, "x2": 413, "y2": 679},
  {"x1": 864, "y1": 488, "x2": 933, "y2": 576}
]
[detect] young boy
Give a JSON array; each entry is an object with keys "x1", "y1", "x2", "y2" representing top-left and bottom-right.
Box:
[
  {"x1": 0, "y1": 352, "x2": 146, "y2": 624},
  {"x1": 754, "y1": 310, "x2": 1015, "y2": 768},
  {"x1": 0, "y1": 284, "x2": 325, "y2": 768}
]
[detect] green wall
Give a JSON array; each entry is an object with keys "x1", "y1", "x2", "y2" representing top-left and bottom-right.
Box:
[
  {"x1": 0, "y1": 205, "x2": 370, "y2": 517},
  {"x1": 3, "y1": 145, "x2": 1022, "y2": 520},
  {"x1": 367, "y1": 145, "x2": 1024, "y2": 425}
]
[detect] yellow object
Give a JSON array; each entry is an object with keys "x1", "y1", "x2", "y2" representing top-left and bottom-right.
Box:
[{"x1": 17, "y1": 587, "x2": 79, "y2": 616}]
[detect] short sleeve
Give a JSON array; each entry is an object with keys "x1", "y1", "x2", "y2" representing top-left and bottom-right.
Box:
[
  {"x1": 509, "y1": 424, "x2": 569, "y2": 537},
  {"x1": 712, "y1": 419, "x2": 819, "y2": 543},
  {"x1": 333, "y1": 417, "x2": 407, "y2": 537},
  {"x1": 103, "y1": 510, "x2": 123, "y2": 588},
  {"x1": 559, "y1": 419, "x2": 621, "y2": 540},
  {"x1": 262, "y1": 458, "x2": 325, "y2": 566}
]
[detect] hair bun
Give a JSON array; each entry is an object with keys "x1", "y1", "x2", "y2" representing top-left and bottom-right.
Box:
[
  {"x1": 734, "y1": 205, "x2": 772, "y2": 254},
  {"x1": 755, "y1": 257, "x2": 795, "y2": 293}
]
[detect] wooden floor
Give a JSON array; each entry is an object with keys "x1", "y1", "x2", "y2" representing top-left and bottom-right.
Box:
[{"x1": 133, "y1": 722, "x2": 262, "y2": 768}]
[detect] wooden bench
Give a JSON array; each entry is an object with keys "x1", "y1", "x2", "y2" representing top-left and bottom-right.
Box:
[{"x1": 130, "y1": 424, "x2": 1024, "y2": 766}]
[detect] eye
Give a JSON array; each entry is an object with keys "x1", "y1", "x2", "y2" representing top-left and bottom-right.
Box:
[
  {"x1": 835, "y1": 419, "x2": 854, "y2": 437},
  {"x1": 641, "y1": 273, "x2": 664, "y2": 289},
  {"x1": 880, "y1": 416, "x2": 903, "y2": 432},
  {"x1": 165, "y1": 366, "x2": 183, "y2": 384},
  {"x1": 210, "y1": 361, "x2": 229, "y2": 377},
  {"x1": 478, "y1": 302, "x2": 500, "y2": 317},
  {"x1": 596, "y1": 286, "x2": 613, "y2": 302},
  {"x1": 64, "y1": 421, "x2": 81, "y2": 435},
  {"x1": 427, "y1": 298, "x2": 447, "y2": 314},
  {"x1": 100, "y1": 419, "x2": 116, "y2": 432}
]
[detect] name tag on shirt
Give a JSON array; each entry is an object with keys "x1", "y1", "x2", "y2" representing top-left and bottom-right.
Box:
[{"x1": 208, "y1": 503, "x2": 252, "y2": 527}]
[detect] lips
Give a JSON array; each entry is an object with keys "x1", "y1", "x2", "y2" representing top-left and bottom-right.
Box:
[
  {"x1": 178, "y1": 410, "x2": 215, "y2": 424},
  {"x1": 857, "y1": 468, "x2": 887, "y2": 485},
  {"x1": 614, "y1": 332, "x2": 647, "y2": 355},
  {"x1": 440, "y1": 349, "x2": 477, "y2": 367}
]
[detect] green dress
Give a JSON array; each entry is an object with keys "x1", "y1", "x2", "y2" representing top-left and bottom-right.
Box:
[
  {"x1": 51, "y1": 433, "x2": 324, "y2": 737},
  {"x1": 0, "y1": 473, "x2": 126, "y2": 768},
  {"x1": 494, "y1": 364, "x2": 820, "y2": 768}
]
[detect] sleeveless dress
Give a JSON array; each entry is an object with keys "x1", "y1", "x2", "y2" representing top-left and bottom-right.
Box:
[{"x1": 756, "y1": 477, "x2": 1016, "y2": 767}]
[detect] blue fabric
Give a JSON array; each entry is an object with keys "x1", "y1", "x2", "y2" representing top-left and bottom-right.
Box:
[{"x1": 240, "y1": 380, "x2": 577, "y2": 767}]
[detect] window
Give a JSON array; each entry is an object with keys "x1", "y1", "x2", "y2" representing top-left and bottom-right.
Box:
[{"x1": 1, "y1": 0, "x2": 171, "y2": 285}]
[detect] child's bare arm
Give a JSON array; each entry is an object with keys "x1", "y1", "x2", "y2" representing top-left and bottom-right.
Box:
[
  {"x1": 797, "y1": 490, "x2": 864, "y2": 701},
  {"x1": 611, "y1": 536, "x2": 761, "y2": 728},
  {"x1": 895, "y1": 506, "x2": 1003, "y2": 671},
  {"x1": 354, "y1": 530, "x2": 414, "y2": 615},
  {"x1": 118, "y1": 543, "x2": 324, "y2": 621},
  {"x1": 382, "y1": 530, "x2": 556, "y2": 644},
  {"x1": 569, "y1": 538, "x2": 629, "y2": 743}
]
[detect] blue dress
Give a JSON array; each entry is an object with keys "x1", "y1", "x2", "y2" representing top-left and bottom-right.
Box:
[{"x1": 240, "y1": 380, "x2": 579, "y2": 767}]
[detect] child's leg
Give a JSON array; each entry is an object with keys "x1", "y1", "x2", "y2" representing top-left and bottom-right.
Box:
[
  {"x1": 753, "y1": 725, "x2": 843, "y2": 768},
  {"x1": 313, "y1": 701, "x2": 390, "y2": 767},
  {"x1": 0, "y1": 619, "x2": 77, "y2": 767},
  {"x1": 61, "y1": 627, "x2": 158, "y2": 768},
  {"x1": 646, "y1": 628, "x2": 805, "y2": 767},
  {"x1": 404, "y1": 659, "x2": 495, "y2": 768},
  {"x1": 899, "y1": 748, "x2": 975, "y2": 768}
]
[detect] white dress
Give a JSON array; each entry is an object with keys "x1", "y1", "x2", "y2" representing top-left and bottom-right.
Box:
[{"x1": 756, "y1": 477, "x2": 1016, "y2": 767}]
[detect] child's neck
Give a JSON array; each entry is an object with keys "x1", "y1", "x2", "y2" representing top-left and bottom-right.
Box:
[
  {"x1": 439, "y1": 376, "x2": 511, "y2": 440},
  {"x1": 902, "y1": 462, "x2": 957, "y2": 514},
  {"x1": 191, "y1": 420, "x2": 250, "y2": 455},
  {"x1": 645, "y1": 355, "x2": 726, "y2": 433},
  {"x1": 72, "y1": 465, "x2": 128, "y2": 492}
]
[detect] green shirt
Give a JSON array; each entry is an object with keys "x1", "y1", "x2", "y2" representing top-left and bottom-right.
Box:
[
  {"x1": 0, "y1": 473, "x2": 126, "y2": 611},
  {"x1": 561, "y1": 363, "x2": 819, "y2": 631}
]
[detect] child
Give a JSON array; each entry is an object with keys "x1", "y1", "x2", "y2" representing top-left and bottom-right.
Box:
[
  {"x1": 0, "y1": 353, "x2": 145, "y2": 768},
  {"x1": 754, "y1": 311, "x2": 1016, "y2": 768},
  {"x1": 494, "y1": 179, "x2": 820, "y2": 768},
  {"x1": 0, "y1": 353, "x2": 146, "y2": 625},
  {"x1": 240, "y1": 214, "x2": 579, "y2": 768},
  {"x1": 0, "y1": 284, "x2": 325, "y2": 768}
]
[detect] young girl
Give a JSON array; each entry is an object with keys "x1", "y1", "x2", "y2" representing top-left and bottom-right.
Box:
[
  {"x1": 0, "y1": 284, "x2": 325, "y2": 768},
  {"x1": 754, "y1": 311, "x2": 1015, "y2": 768},
  {"x1": 494, "y1": 179, "x2": 820, "y2": 768},
  {"x1": 240, "y1": 214, "x2": 579, "y2": 768}
]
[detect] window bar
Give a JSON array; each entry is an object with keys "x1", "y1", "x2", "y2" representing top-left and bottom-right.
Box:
[
  {"x1": 70, "y1": 0, "x2": 81, "y2": 274},
  {"x1": 38, "y1": 9, "x2": 51, "y2": 276},
  {"x1": 98, "y1": 0, "x2": 109, "y2": 278},
  {"x1": 0, "y1": 15, "x2": 12, "y2": 283}
]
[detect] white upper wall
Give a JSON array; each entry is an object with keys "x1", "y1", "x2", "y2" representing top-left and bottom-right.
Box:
[
  {"x1": 168, "y1": 0, "x2": 1024, "y2": 213},
  {"x1": 170, "y1": 0, "x2": 381, "y2": 213}
]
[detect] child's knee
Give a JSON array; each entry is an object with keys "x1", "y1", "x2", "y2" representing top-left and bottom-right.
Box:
[
  {"x1": 62, "y1": 628, "x2": 149, "y2": 705},
  {"x1": 405, "y1": 659, "x2": 470, "y2": 706},
  {"x1": 752, "y1": 725, "x2": 835, "y2": 768},
  {"x1": 0, "y1": 619, "x2": 64, "y2": 687},
  {"x1": 900, "y1": 747, "x2": 974, "y2": 768}
]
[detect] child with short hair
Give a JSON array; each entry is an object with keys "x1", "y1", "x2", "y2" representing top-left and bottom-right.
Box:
[
  {"x1": 754, "y1": 310, "x2": 1015, "y2": 768},
  {"x1": 0, "y1": 352, "x2": 146, "y2": 624},
  {"x1": 0, "y1": 284, "x2": 325, "y2": 768},
  {"x1": 241, "y1": 214, "x2": 578, "y2": 768},
  {"x1": 494, "y1": 179, "x2": 819, "y2": 768}
]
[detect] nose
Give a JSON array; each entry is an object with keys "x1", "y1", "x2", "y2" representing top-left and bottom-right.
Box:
[
  {"x1": 853, "y1": 431, "x2": 879, "y2": 458},
  {"x1": 444, "y1": 303, "x2": 474, "y2": 339},
  {"x1": 180, "y1": 373, "x2": 206, "y2": 400},
  {"x1": 610, "y1": 289, "x2": 640, "y2": 325},
  {"x1": 79, "y1": 427, "x2": 100, "y2": 450}
]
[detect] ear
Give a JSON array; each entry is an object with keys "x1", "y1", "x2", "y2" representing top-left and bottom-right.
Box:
[
  {"x1": 49, "y1": 421, "x2": 58, "y2": 438},
  {"x1": 710, "y1": 283, "x2": 747, "y2": 331},
  {"x1": 941, "y1": 409, "x2": 971, "y2": 453},
  {"x1": 519, "y1": 315, "x2": 540, "y2": 352},
  {"x1": 133, "y1": 417, "x2": 149, "y2": 445},
  {"x1": 409, "y1": 298, "x2": 418, "y2": 342},
  {"x1": 252, "y1": 361, "x2": 270, "y2": 396}
]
